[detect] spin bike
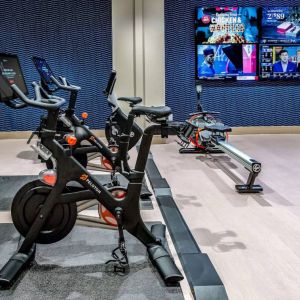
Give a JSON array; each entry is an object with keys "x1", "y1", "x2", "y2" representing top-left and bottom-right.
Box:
[
  {"x1": 31, "y1": 56, "x2": 143, "y2": 169},
  {"x1": 0, "y1": 54, "x2": 183, "y2": 286},
  {"x1": 30, "y1": 56, "x2": 152, "y2": 199},
  {"x1": 177, "y1": 85, "x2": 263, "y2": 193}
]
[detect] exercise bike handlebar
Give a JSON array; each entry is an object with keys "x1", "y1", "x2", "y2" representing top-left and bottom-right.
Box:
[
  {"x1": 50, "y1": 75, "x2": 81, "y2": 92},
  {"x1": 4, "y1": 99, "x2": 27, "y2": 109},
  {"x1": 10, "y1": 82, "x2": 66, "y2": 110}
]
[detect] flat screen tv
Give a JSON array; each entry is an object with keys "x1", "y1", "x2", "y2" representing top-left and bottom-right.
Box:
[
  {"x1": 197, "y1": 44, "x2": 258, "y2": 80},
  {"x1": 261, "y1": 7, "x2": 300, "y2": 44},
  {"x1": 196, "y1": 7, "x2": 259, "y2": 44},
  {"x1": 260, "y1": 44, "x2": 300, "y2": 80}
]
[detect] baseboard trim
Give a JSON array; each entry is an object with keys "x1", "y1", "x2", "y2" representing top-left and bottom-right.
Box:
[
  {"x1": 231, "y1": 126, "x2": 300, "y2": 135},
  {"x1": 1, "y1": 126, "x2": 300, "y2": 141}
]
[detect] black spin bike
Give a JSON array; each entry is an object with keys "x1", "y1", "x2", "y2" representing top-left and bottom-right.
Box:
[{"x1": 0, "y1": 53, "x2": 183, "y2": 287}]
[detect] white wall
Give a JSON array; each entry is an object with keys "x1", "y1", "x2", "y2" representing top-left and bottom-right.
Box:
[{"x1": 112, "y1": 0, "x2": 165, "y2": 122}]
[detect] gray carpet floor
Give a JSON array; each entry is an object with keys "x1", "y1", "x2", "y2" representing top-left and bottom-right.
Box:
[
  {"x1": 0, "y1": 176, "x2": 182, "y2": 299},
  {"x1": 0, "y1": 224, "x2": 183, "y2": 300}
]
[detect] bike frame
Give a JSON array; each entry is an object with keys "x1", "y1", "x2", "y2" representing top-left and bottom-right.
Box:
[
  {"x1": 40, "y1": 84, "x2": 131, "y2": 173},
  {"x1": 19, "y1": 109, "x2": 160, "y2": 254}
]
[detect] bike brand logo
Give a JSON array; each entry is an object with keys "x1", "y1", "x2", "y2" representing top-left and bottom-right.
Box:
[
  {"x1": 80, "y1": 174, "x2": 88, "y2": 181},
  {"x1": 80, "y1": 173, "x2": 101, "y2": 194}
]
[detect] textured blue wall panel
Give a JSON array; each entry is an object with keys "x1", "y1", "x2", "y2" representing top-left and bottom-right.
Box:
[
  {"x1": 0, "y1": 0, "x2": 112, "y2": 131},
  {"x1": 165, "y1": 0, "x2": 300, "y2": 126}
]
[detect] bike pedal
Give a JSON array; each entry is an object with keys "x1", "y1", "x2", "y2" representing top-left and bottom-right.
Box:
[{"x1": 113, "y1": 264, "x2": 127, "y2": 274}]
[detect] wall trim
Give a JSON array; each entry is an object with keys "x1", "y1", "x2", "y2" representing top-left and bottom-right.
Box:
[
  {"x1": 1, "y1": 126, "x2": 300, "y2": 142},
  {"x1": 231, "y1": 126, "x2": 300, "y2": 135}
]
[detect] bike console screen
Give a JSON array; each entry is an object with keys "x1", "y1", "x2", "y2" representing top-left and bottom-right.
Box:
[
  {"x1": 104, "y1": 71, "x2": 117, "y2": 96},
  {"x1": 0, "y1": 53, "x2": 28, "y2": 102},
  {"x1": 32, "y1": 56, "x2": 55, "y2": 86}
]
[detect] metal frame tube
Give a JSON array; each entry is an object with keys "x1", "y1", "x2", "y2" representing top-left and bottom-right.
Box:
[{"x1": 214, "y1": 139, "x2": 261, "y2": 173}]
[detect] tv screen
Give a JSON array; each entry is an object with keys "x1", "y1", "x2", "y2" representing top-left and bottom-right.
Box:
[
  {"x1": 0, "y1": 53, "x2": 28, "y2": 102},
  {"x1": 196, "y1": 7, "x2": 259, "y2": 44},
  {"x1": 261, "y1": 7, "x2": 300, "y2": 44},
  {"x1": 260, "y1": 44, "x2": 300, "y2": 80},
  {"x1": 197, "y1": 44, "x2": 257, "y2": 80}
]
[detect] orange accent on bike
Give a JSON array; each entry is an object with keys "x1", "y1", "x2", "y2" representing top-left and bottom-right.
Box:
[
  {"x1": 42, "y1": 173, "x2": 57, "y2": 186},
  {"x1": 101, "y1": 156, "x2": 113, "y2": 170},
  {"x1": 81, "y1": 112, "x2": 88, "y2": 119},
  {"x1": 65, "y1": 135, "x2": 77, "y2": 146},
  {"x1": 98, "y1": 189, "x2": 126, "y2": 226},
  {"x1": 99, "y1": 205, "x2": 117, "y2": 226},
  {"x1": 80, "y1": 174, "x2": 88, "y2": 181}
]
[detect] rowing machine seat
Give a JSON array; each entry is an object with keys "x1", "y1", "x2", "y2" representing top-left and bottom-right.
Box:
[{"x1": 204, "y1": 124, "x2": 232, "y2": 133}]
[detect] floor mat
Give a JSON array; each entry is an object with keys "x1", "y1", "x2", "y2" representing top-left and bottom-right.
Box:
[{"x1": 0, "y1": 224, "x2": 183, "y2": 300}]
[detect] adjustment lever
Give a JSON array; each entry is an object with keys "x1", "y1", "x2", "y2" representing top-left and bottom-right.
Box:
[{"x1": 27, "y1": 127, "x2": 41, "y2": 144}]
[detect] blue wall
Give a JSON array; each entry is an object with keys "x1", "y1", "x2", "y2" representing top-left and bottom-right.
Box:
[
  {"x1": 0, "y1": 0, "x2": 112, "y2": 131},
  {"x1": 165, "y1": 0, "x2": 300, "y2": 126}
]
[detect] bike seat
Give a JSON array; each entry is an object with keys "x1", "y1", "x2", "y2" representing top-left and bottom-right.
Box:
[
  {"x1": 204, "y1": 124, "x2": 232, "y2": 133},
  {"x1": 132, "y1": 106, "x2": 172, "y2": 118},
  {"x1": 118, "y1": 97, "x2": 142, "y2": 105}
]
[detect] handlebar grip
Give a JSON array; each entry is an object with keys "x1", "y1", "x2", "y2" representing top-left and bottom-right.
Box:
[
  {"x1": 5, "y1": 100, "x2": 27, "y2": 109},
  {"x1": 11, "y1": 84, "x2": 31, "y2": 103},
  {"x1": 32, "y1": 82, "x2": 42, "y2": 100},
  {"x1": 50, "y1": 75, "x2": 81, "y2": 92}
]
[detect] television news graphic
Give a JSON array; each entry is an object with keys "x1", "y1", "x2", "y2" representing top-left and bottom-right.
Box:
[
  {"x1": 260, "y1": 44, "x2": 300, "y2": 80},
  {"x1": 261, "y1": 7, "x2": 300, "y2": 43},
  {"x1": 196, "y1": 7, "x2": 259, "y2": 44},
  {"x1": 197, "y1": 44, "x2": 257, "y2": 80}
]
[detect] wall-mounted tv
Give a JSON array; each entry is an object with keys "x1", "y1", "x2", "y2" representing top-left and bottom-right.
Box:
[
  {"x1": 197, "y1": 44, "x2": 257, "y2": 80},
  {"x1": 196, "y1": 7, "x2": 259, "y2": 44},
  {"x1": 261, "y1": 7, "x2": 300, "y2": 44},
  {"x1": 260, "y1": 44, "x2": 300, "y2": 80}
]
